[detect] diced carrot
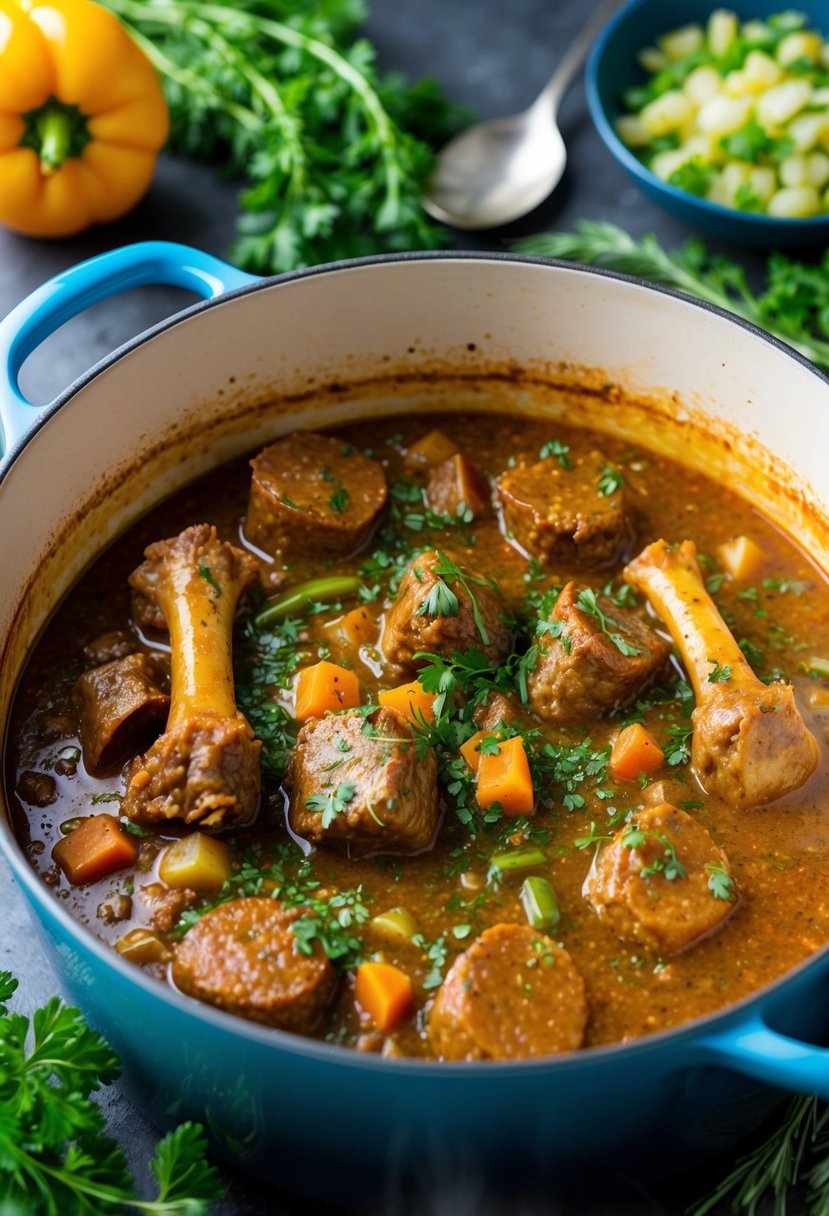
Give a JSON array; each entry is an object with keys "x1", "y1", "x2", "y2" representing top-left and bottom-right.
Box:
[
  {"x1": 716, "y1": 535, "x2": 765, "y2": 582},
  {"x1": 378, "y1": 680, "x2": 436, "y2": 725},
  {"x1": 355, "y1": 961, "x2": 414, "y2": 1032},
  {"x1": 52, "y1": 814, "x2": 139, "y2": 885},
  {"x1": 323, "y1": 606, "x2": 378, "y2": 652},
  {"x1": 294, "y1": 660, "x2": 361, "y2": 722},
  {"x1": 475, "y1": 736, "x2": 534, "y2": 816},
  {"x1": 609, "y1": 723, "x2": 665, "y2": 782},
  {"x1": 460, "y1": 729, "x2": 495, "y2": 773},
  {"x1": 403, "y1": 427, "x2": 459, "y2": 468}
]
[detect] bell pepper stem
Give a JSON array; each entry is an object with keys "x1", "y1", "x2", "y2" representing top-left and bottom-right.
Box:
[{"x1": 37, "y1": 110, "x2": 73, "y2": 174}]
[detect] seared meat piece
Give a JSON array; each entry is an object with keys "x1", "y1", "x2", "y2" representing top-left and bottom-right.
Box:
[
  {"x1": 287, "y1": 707, "x2": 439, "y2": 855},
  {"x1": 122, "y1": 526, "x2": 261, "y2": 828},
  {"x1": 83, "y1": 630, "x2": 137, "y2": 664},
  {"x1": 429, "y1": 924, "x2": 588, "y2": 1061},
  {"x1": 381, "y1": 550, "x2": 511, "y2": 677},
  {"x1": 141, "y1": 883, "x2": 197, "y2": 934},
  {"x1": 625, "y1": 539, "x2": 819, "y2": 808},
  {"x1": 472, "y1": 691, "x2": 517, "y2": 733},
  {"x1": 16, "y1": 770, "x2": 57, "y2": 807},
  {"x1": 246, "y1": 432, "x2": 387, "y2": 563},
  {"x1": 172, "y1": 897, "x2": 337, "y2": 1032},
  {"x1": 497, "y1": 449, "x2": 630, "y2": 568},
  {"x1": 73, "y1": 653, "x2": 170, "y2": 774},
  {"x1": 427, "y1": 454, "x2": 489, "y2": 519},
  {"x1": 584, "y1": 804, "x2": 738, "y2": 956},
  {"x1": 527, "y1": 582, "x2": 670, "y2": 724}
]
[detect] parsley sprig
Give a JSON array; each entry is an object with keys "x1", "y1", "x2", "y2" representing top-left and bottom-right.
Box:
[
  {"x1": 622, "y1": 825, "x2": 687, "y2": 881},
  {"x1": 514, "y1": 220, "x2": 829, "y2": 374},
  {"x1": 416, "y1": 552, "x2": 493, "y2": 645},
  {"x1": 0, "y1": 971, "x2": 221, "y2": 1214},
  {"x1": 306, "y1": 780, "x2": 356, "y2": 828},
  {"x1": 576, "y1": 587, "x2": 642, "y2": 657},
  {"x1": 103, "y1": 0, "x2": 469, "y2": 273}
]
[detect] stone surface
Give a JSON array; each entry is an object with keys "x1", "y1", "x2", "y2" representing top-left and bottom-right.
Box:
[{"x1": 0, "y1": 0, "x2": 793, "y2": 1211}]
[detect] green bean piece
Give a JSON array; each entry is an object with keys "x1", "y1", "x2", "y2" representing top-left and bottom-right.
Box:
[
  {"x1": 520, "y1": 876, "x2": 560, "y2": 932},
  {"x1": 488, "y1": 847, "x2": 547, "y2": 876},
  {"x1": 254, "y1": 575, "x2": 361, "y2": 628}
]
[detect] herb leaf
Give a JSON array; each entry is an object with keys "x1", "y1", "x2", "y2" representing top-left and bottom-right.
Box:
[
  {"x1": 306, "y1": 781, "x2": 356, "y2": 828},
  {"x1": 0, "y1": 973, "x2": 222, "y2": 1214},
  {"x1": 197, "y1": 564, "x2": 222, "y2": 596},
  {"x1": 104, "y1": 0, "x2": 470, "y2": 274}
]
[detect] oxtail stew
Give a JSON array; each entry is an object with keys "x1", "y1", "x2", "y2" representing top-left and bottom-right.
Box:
[{"x1": 7, "y1": 412, "x2": 829, "y2": 1060}]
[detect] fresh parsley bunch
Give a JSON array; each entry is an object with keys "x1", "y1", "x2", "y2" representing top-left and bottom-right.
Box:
[
  {"x1": 0, "y1": 971, "x2": 222, "y2": 1214},
  {"x1": 103, "y1": 0, "x2": 469, "y2": 273}
]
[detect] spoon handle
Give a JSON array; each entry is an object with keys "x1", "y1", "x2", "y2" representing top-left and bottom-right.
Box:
[{"x1": 534, "y1": 0, "x2": 620, "y2": 115}]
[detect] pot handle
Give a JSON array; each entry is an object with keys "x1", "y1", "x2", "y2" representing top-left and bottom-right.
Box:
[
  {"x1": 0, "y1": 241, "x2": 259, "y2": 460},
  {"x1": 696, "y1": 1010, "x2": 829, "y2": 1098}
]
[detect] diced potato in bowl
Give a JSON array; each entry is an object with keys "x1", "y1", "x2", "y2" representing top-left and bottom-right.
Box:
[{"x1": 615, "y1": 8, "x2": 829, "y2": 219}]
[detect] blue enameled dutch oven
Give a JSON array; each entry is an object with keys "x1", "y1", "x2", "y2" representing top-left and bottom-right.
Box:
[{"x1": 1, "y1": 243, "x2": 828, "y2": 1200}]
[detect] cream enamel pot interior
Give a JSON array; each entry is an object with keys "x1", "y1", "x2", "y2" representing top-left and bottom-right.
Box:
[{"x1": 1, "y1": 244, "x2": 829, "y2": 1199}]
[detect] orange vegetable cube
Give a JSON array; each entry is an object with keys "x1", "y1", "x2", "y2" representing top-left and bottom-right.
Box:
[
  {"x1": 323, "y1": 606, "x2": 378, "y2": 652},
  {"x1": 294, "y1": 660, "x2": 361, "y2": 722},
  {"x1": 460, "y1": 729, "x2": 496, "y2": 773},
  {"x1": 716, "y1": 535, "x2": 766, "y2": 582},
  {"x1": 403, "y1": 428, "x2": 458, "y2": 468},
  {"x1": 475, "y1": 736, "x2": 534, "y2": 816},
  {"x1": 609, "y1": 723, "x2": 665, "y2": 782},
  {"x1": 355, "y1": 961, "x2": 414, "y2": 1032},
  {"x1": 52, "y1": 814, "x2": 139, "y2": 885},
  {"x1": 378, "y1": 680, "x2": 436, "y2": 725}
]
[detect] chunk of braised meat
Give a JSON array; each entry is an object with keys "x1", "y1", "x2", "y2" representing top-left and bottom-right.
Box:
[
  {"x1": 381, "y1": 550, "x2": 511, "y2": 677},
  {"x1": 527, "y1": 582, "x2": 670, "y2": 724},
  {"x1": 82, "y1": 630, "x2": 137, "y2": 665},
  {"x1": 245, "y1": 432, "x2": 387, "y2": 565},
  {"x1": 287, "y1": 706, "x2": 439, "y2": 856},
  {"x1": 172, "y1": 897, "x2": 337, "y2": 1033},
  {"x1": 73, "y1": 653, "x2": 170, "y2": 775},
  {"x1": 141, "y1": 882, "x2": 197, "y2": 935},
  {"x1": 497, "y1": 449, "x2": 630, "y2": 568},
  {"x1": 429, "y1": 924, "x2": 588, "y2": 1061},
  {"x1": 584, "y1": 804, "x2": 737, "y2": 956},
  {"x1": 625, "y1": 539, "x2": 819, "y2": 808},
  {"x1": 472, "y1": 691, "x2": 517, "y2": 733},
  {"x1": 122, "y1": 526, "x2": 261, "y2": 828},
  {"x1": 427, "y1": 454, "x2": 489, "y2": 519},
  {"x1": 16, "y1": 770, "x2": 57, "y2": 808}
]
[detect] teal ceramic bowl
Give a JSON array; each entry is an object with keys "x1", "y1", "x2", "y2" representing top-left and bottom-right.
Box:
[{"x1": 586, "y1": 0, "x2": 829, "y2": 246}]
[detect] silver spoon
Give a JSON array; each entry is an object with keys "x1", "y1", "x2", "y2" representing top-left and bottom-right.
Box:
[{"x1": 422, "y1": 0, "x2": 619, "y2": 229}]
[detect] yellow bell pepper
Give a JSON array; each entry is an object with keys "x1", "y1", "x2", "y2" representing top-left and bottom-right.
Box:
[{"x1": 0, "y1": 0, "x2": 168, "y2": 237}]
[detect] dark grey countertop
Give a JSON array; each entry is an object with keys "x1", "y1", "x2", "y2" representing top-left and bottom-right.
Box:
[{"x1": 0, "y1": 1, "x2": 797, "y2": 1212}]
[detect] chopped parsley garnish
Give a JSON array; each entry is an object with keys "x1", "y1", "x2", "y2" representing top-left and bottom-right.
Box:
[
  {"x1": 707, "y1": 660, "x2": 732, "y2": 684},
  {"x1": 706, "y1": 862, "x2": 737, "y2": 902},
  {"x1": 198, "y1": 564, "x2": 222, "y2": 595},
  {"x1": 306, "y1": 781, "x2": 356, "y2": 828},
  {"x1": 664, "y1": 723, "x2": 693, "y2": 767},
  {"x1": 416, "y1": 577, "x2": 460, "y2": 619},
  {"x1": 597, "y1": 465, "x2": 624, "y2": 497},
  {"x1": 425, "y1": 551, "x2": 492, "y2": 645},
  {"x1": 328, "y1": 487, "x2": 350, "y2": 513},
  {"x1": 623, "y1": 825, "x2": 687, "y2": 882},
  {"x1": 539, "y1": 439, "x2": 571, "y2": 468},
  {"x1": 576, "y1": 587, "x2": 642, "y2": 656}
]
